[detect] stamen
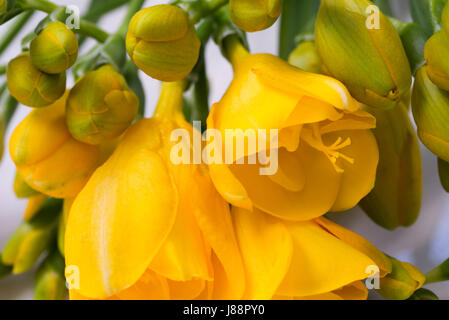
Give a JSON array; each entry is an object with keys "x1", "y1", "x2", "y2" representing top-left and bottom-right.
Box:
[{"x1": 305, "y1": 124, "x2": 355, "y2": 173}]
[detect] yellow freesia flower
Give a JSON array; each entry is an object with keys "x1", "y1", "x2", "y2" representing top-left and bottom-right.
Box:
[
  {"x1": 233, "y1": 207, "x2": 392, "y2": 300},
  {"x1": 65, "y1": 82, "x2": 245, "y2": 300},
  {"x1": 9, "y1": 92, "x2": 113, "y2": 198},
  {"x1": 207, "y1": 37, "x2": 379, "y2": 221}
]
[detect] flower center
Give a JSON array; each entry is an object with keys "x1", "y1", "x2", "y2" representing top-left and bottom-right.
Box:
[{"x1": 303, "y1": 124, "x2": 354, "y2": 173}]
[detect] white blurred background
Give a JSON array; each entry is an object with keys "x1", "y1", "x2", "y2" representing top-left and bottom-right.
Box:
[{"x1": 0, "y1": 0, "x2": 448, "y2": 299}]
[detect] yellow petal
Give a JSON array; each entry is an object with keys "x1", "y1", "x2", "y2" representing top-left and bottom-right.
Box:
[
  {"x1": 277, "y1": 220, "x2": 375, "y2": 297},
  {"x1": 193, "y1": 166, "x2": 246, "y2": 299},
  {"x1": 115, "y1": 269, "x2": 170, "y2": 300},
  {"x1": 23, "y1": 194, "x2": 47, "y2": 221},
  {"x1": 230, "y1": 141, "x2": 341, "y2": 221},
  {"x1": 168, "y1": 278, "x2": 205, "y2": 300},
  {"x1": 327, "y1": 129, "x2": 379, "y2": 211},
  {"x1": 315, "y1": 217, "x2": 392, "y2": 276},
  {"x1": 233, "y1": 207, "x2": 293, "y2": 300},
  {"x1": 65, "y1": 119, "x2": 178, "y2": 299}
]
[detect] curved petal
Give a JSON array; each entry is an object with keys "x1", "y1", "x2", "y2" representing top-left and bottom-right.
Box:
[
  {"x1": 230, "y1": 141, "x2": 341, "y2": 221},
  {"x1": 327, "y1": 129, "x2": 379, "y2": 211},
  {"x1": 194, "y1": 166, "x2": 246, "y2": 300},
  {"x1": 115, "y1": 269, "x2": 170, "y2": 300},
  {"x1": 168, "y1": 279, "x2": 205, "y2": 300},
  {"x1": 65, "y1": 119, "x2": 178, "y2": 299},
  {"x1": 276, "y1": 220, "x2": 375, "y2": 297},
  {"x1": 315, "y1": 217, "x2": 392, "y2": 276},
  {"x1": 233, "y1": 207, "x2": 293, "y2": 300}
]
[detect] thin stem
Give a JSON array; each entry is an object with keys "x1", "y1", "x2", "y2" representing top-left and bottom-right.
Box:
[
  {"x1": 117, "y1": 0, "x2": 145, "y2": 37},
  {"x1": 173, "y1": 0, "x2": 229, "y2": 24},
  {"x1": 223, "y1": 35, "x2": 250, "y2": 70},
  {"x1": 0, "y1": 11, "x2": 33, "y2": 56},
  {"x1": 18, "y1": 0, "x2": 109, "y2": 43},
  {"x1": 154, "y1": 80, "x2": 188, "y2": 121},
  {"x1": 0, "y1": 65, "x2": 5, "y2": 75}
]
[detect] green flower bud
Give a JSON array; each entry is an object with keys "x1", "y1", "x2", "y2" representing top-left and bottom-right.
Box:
[
  {"x1": 424, "y1": 30, "x2": 449, "y2": 91},
  {"x1": 34, "y1": 250, "x2": 66, "y2": 300},
  {"x1": 66, "y1": 65, "x2": 139, "y2": 145},
  {"x1": 360, "y1": 104, "x2": 422, "y2": 230},
  {"x1": 7, "y1": 53, "x2": 66, "y2": 108},
  {"x1": 288, "y1": 41, "x2": 322, "y2": 74},
  {"x1": 412, "y1": 66, "x2": 449, "y2": 163},
  {"x1": 126, "y1": 5, "x2": 201, "y2": 81},
  {"x1": 30, "y1": 21, "x2": 79, "y2": 74},
  {"x1": 229, "y1": 0, "x2": 282, "y2": 32},
  {"x1": 426, "y1": 257, "x2": 449, "y2": 284},
  {"x1": 1, "y1": 198, "x2": 62, "y2": 274},
  {"x1": 13, "y1": 171, "x2": 39, "y2": 198},
  {"x1": 438, "y1": 158, "x2": 449, "y2": 193},
  {"x1": 377, "y1": 256, "x2": 425, "y2": 300},
  {"x1": 315, "y1": 0, "x2": 412, "y2": 109}
]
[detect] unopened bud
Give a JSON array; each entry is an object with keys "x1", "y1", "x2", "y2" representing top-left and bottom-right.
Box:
[{"x1": 229, "y1": 0, "x2": 282, "y2": 32}]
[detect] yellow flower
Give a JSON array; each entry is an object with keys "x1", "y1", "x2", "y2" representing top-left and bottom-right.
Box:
[
  {"x1": 65, "y1": 82, "x2": 245, "y2": 300},
  {"x1": 9, "y1": 92, "x2": 113, "y2": 198},
  {"x1": 233, "y1": 207, "x2": 391, "y2": 299},
  {"x1": 207, "y1": 38, "x2": 379, "y2": 221}
]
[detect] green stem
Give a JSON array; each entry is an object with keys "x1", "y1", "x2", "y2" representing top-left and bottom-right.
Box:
[
  {"x1": 18, "y1": 0, "x2": 109, "y2": 42},
  {"x1": 0, "y1": 10, "x2": 33, "y2": 55},
  {"x1": 117, "y1": 0, "x2": 145, "y2": 37},
  {"x1": 172, "y1": 0, "x2": 229, "y2": 24},
  {"x1": 0, "y1": 65, "x2": 6, "y2": 75},
  {"x1": 279, "y1": 0, "x2": 321, "y2": 60}
]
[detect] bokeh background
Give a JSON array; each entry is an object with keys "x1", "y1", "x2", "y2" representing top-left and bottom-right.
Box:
[{"x1": 0, "y1": 0, "x2": 448, "y2": 299}]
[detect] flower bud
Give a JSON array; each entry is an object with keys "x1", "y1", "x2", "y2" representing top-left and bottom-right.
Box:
[
  {"x1": 30, "y1": 21, "x2": 79, "y2": 74},
  {"x1": 360, "y1": 104, "x2": 422, "y2": 230},
  {"x1": 23, "y1": 194, "x2": 48, "y2": 221},
  {"x1": 1, "y1": 198, "x2": 62, "y2": 274},
  {"x1": 126, "y1": 5, "x2": 201, "y2": 81},
  {"x1": 315, "y1": 0, "x2": 412, "y2": 109},
  {"x1": 66, "y1": 65, "x2": 138, "y2": 145},
  {"x1": 34, "y1": 250, "x2": 67, "y2": 300},
  {"x1": 412, "y1": 66, "x2": 449, "y2": 163},
  {"x1": 424, "y1": 30, "x2": 449, "y2": 91},
  {"x1": 377, "y1": 256, "x2": 425, "y2": 300},
  {"x1": 13, "y1": 172, "x2": 39, "y2": 198},
  {"x1": 229, "y1": 0, "x2": 282, "y2": 32},
  {"x1": 7, "y1": 53, "x2": 66, "y2": 108},
  {"x1": 408, "y1": 288, "x2": 439, "y2": 300},
  {"x1": 10, "y1": 92, "x2": 112, "y2": 198},
  {"x1": 288, "y1": 41, "x2": 322, "y2": 74}
]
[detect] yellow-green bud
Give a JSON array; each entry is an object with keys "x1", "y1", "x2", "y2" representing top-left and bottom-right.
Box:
[
  {"x1": 126, "y1": 5, "x2": 201, "y2": 82},
  {"x1": 30, "y1": 21, "x2": 79, "y2": 74},
  {"x1": 13, "y1": 171, "x2": 39, "y2": 198},
  {"x1": 7, "y1": 53, "x2": 66, "y2": 108},
  {"x1": 1, "y1": 198, "x2": 61, "y2": 274},
  {"x1": 34, "y1": 250, "x2": 67, "y2": 300},
  {"x1": 412, "y1": 66, "x2": 449, "y2": 163},
  {"x1": 66, "y1": 65, "x2": 139, "y2": 145},
  {"x1": 288, "y1": 41, "x2": 322, "y2": 74},
  {"x1": 0, "y1": 0, "x2": 5, "y2": 15},
  {"x1": 360, "y1": 103, "x2": 422, "y2": 230},
  {"x1": 377, "y1": 256, "x2": 425, "y2": 300},
  {"x1": 229, "y1": 0, "x2": 282, "y2": 32},
  {"x1": 424, "y1": 30, "x2": 449, "y2": 91},
  {"x1": 315, "y1": 0, "x2": 412, "y2": 109}
]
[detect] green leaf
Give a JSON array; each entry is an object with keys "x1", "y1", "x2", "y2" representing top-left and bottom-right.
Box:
[
  {"x1": 409, "y1": 0, "x2": 446, "y2": 37},
  {"x1": 279, "y1": 0, "x2": 320, "y2": 60}
]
